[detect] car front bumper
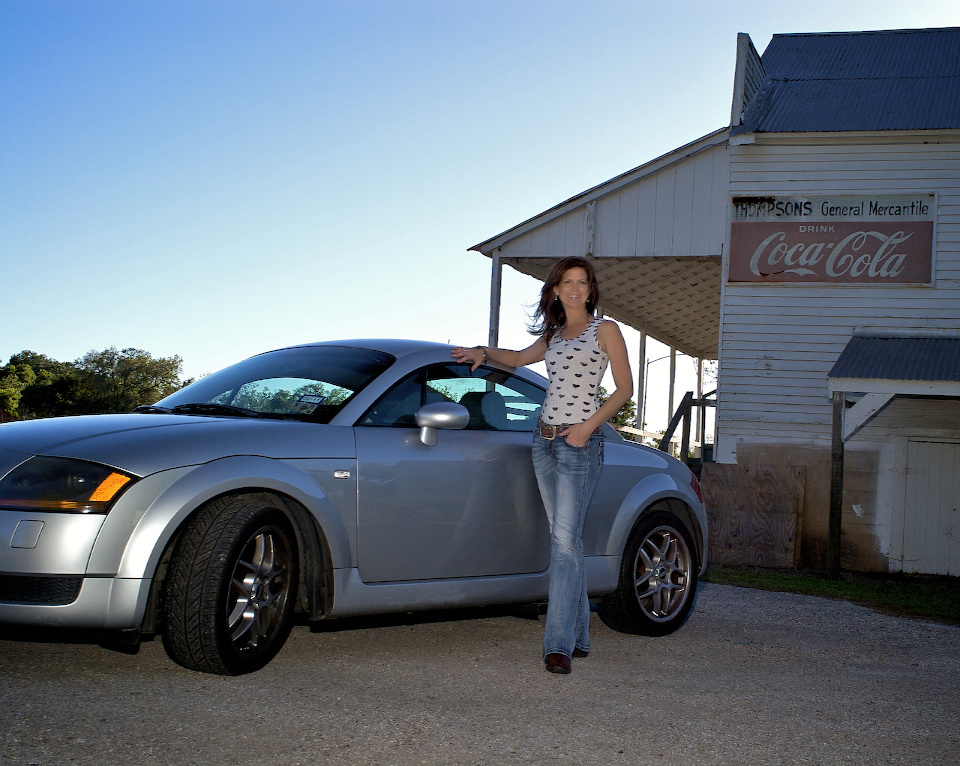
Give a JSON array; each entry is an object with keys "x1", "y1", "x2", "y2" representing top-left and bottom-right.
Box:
[
  {"x1": 0, "y1": 509, "x2": 148, "y2": 629},
  {"x1": 0, "y1": 573, "x2": 148, "y2": 629}
]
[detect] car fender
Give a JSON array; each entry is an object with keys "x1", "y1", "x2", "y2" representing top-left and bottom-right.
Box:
[
  {"x1": 602, "y1": 472, "x2": 705, "y2": 561},
  {"x1": 88, "y1": 455, "x2": 355, "y2": 581}
]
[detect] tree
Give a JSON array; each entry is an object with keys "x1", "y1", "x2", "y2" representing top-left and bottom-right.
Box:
[
  {"x1": 598, "y1": 386, "x2": 638, "y2": 441},
  {"x1": 7, "y1": 351, "x2": 80, "y2": 418},
  {"x1": 0, "y1": 363, "x2": 34, "y2": 416},
  {"x1": 0, "y1": 351, "x2": 75, "y2": 418},
  {"x1": 72, "y1": 347, "x2": 186, "y2": 414}
]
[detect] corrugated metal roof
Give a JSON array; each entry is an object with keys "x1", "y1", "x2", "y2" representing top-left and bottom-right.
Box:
[
  {"x1": 828, "y1": 336, "x2": 960, "y2": 382},
  {"x1": 733, "y1": 27, "x2": 960, "y2": 134}
]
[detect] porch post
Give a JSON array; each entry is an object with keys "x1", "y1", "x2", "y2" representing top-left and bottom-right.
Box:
[
  {"x1": 667, "y1": 347, "x2": 676, "y2": 430},
  {"x1": 828, "y1": 391, "x2": 845, "y2": 578},
  {"x1": 487, "y1": 254, "x2": 502, "y2": 347},
  {"x1": 636, "y1": 331, "x2": 647, "y2": 429}
]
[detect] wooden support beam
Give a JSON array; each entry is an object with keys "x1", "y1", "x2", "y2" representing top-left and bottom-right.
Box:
[
  {"x1": 843, "y1": 392, "x2": 895, "y2": 440},
  {"x1": 828, "y1": 391, "x2": 844, "y2": 578},
  {"x1": 487, "y1": 254, "x2": 502, "y2": 347}
]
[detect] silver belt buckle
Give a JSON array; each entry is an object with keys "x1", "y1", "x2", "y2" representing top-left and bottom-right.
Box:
[{"x1": 539, "y1": 421, "x2": 560, "y2": 440}]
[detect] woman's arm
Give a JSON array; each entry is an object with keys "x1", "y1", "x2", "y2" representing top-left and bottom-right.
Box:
[
  {"x1": 561, "y1": 320, "x2": 634, "y2": 447},
  {"x1": 451, "y1": 337, "x2": 547, "y2": 371}
]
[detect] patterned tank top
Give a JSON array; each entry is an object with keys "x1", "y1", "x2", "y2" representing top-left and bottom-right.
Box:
[{"x1": 541, "y1": 318, "x2": 609, "y2": 425}]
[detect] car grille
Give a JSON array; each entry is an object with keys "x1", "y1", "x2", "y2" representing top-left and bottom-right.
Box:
[{"x1": 0, "y1": 574, "x2": 83, "y2": 605}]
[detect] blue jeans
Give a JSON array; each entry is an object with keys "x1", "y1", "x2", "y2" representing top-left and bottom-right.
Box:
[{"x1": 532, "y1": 430, "x2": 604, "y2": 660}]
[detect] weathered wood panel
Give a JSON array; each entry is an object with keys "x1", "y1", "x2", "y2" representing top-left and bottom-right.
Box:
[{"x1": 701, "y1": 463, "x2": 805, "y2": 567}]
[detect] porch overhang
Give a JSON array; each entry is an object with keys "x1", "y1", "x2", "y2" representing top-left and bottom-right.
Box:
[
  {"x1": 469, "y1": 127, "x2": 730, "y2": 361},
  {"x1": 828, "y1": 330, "x2": 960, "y2": 439}
]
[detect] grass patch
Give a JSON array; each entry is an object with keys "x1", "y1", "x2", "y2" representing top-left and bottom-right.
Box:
[{"x1": 702, "y1": 565, "x2": 960, "y2": 625}]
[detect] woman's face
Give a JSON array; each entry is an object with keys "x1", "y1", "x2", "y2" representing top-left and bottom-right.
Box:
[{"x1": 553, "y1": 267, "x2": 590, "y2": 310}]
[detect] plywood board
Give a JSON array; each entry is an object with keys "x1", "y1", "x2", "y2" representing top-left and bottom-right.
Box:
[{"x1": 701, "y1": 464, "x2": 805, "y2": 567}]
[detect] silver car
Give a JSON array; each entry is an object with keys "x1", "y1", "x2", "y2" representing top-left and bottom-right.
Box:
[{"x1": 0, "y1": 340, "x2": 707, "y2": 674}]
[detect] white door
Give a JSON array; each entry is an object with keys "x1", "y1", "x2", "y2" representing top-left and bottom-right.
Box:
[{"x1": 902, "y1": 440, "x2": 960, "y2": 575}]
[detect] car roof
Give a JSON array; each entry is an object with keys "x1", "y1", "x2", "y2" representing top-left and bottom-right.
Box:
[{"x1": 276, "y1": 339, "x2": 454, "y2": 357}]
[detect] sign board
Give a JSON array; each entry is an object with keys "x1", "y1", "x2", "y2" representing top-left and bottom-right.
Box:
[{"x1": 729, "y1": 194, "x2": 935, "y2": 284}]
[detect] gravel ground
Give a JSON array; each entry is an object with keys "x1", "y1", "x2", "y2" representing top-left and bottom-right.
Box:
[{"x1": 1, "y1": 582, "x2": 958, "y2": 766}]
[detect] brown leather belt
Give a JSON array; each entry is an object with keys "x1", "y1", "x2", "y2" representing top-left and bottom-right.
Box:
[{"x1": 537, "y1": 420, "x2": 600, "y2": 440}]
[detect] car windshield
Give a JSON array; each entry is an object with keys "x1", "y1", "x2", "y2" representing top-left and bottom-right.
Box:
[{"x1": 152, "y1": 346, "x2": 395, "y2": 423}]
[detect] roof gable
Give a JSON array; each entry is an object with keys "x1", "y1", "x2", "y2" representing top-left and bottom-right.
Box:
[{"x1": 732, "y1": 27, "x2": 960, "y2": 134}]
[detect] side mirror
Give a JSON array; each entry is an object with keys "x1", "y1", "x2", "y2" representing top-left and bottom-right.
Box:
[{"x1": 415, "y1": 402, "x2": 469, "y2": 446}]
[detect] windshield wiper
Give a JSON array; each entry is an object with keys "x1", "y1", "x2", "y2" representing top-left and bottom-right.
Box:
[
  {"x1": 170, "y1": 403, "x2": 263, "y2": 418},
  {"x1": 133, "y1": 405, "x2": 172, "y2": 414}
]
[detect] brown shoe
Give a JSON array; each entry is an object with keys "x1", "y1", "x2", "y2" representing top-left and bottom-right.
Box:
[
  {"x1": 545, "y1": 653, "x2": 571, "y2": 674},
  {"x1": 572, "y1": 648, "x2": 589, "y2": 658}
]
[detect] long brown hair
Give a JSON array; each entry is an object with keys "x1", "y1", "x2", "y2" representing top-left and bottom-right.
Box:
[{"x1": 529, "y1": 256, "x2": 601, "y2": 345}]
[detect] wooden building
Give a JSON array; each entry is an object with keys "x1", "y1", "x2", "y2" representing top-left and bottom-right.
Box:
[{"x1": 471, "y1": 27, "x2": 960, "y2": 575}]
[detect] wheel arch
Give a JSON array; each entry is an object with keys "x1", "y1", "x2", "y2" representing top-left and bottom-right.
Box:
[
  {"x1": 95, "y1": 456, "x2": 350, "y2": 633},
  {"x1": 140, "y1": 488, "x2": 335, "y2": 636},
  {"x1": 603, "y1": 473, "x2": 706, "y2": 570}
]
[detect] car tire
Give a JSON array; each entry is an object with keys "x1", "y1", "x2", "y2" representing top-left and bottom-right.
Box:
[
  {"x1": 597, "y1": 509, "x2": 698, "y2": 637},
  {"x1": 161, "y1": 496, "x2": 299, "y2": 675}
]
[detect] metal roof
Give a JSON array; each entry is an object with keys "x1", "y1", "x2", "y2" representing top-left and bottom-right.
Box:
[
  {"x1": 733, "y1": 27, "x2": 960, "y2": 135},
  {"x1": 828, "y1": 335, "x2": 960, "y2": 383}
]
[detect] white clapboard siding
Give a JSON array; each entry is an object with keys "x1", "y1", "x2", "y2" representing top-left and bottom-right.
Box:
[
  {"x1": 717, "y1": 137, "x2": 960, "y2": 458},
  {"x1": 495, "y1": 141, "x2": 729, "y2": 263}
]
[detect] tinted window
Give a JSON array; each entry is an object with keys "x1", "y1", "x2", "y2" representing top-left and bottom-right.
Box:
[{"x1": 360, "y1": 364, "x2": 544, "y2": 431}]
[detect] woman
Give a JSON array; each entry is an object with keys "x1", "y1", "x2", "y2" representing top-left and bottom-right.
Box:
[{"x1": 452, "y1": 256, "x2": 633, "y2": 675}]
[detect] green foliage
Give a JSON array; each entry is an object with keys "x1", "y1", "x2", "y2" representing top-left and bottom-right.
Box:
[
  {"x1": 0, "y1": 364, "x2": 33, "y2": 415},
  {"x1": 72, "y1": 347, "x2": 185, "y2": 414},
  {"x1": 702, "y1": 565, "x2": 960, "y2": 625},
  {"x1": 598, "y1": 385, "x2": 638, "y2": 441},
  {"x1": 2, "y1": 347, "x2": 188, "y2": 419}
]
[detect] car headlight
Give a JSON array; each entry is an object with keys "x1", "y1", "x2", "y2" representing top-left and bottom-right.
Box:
[{"x1": 0, "y1": 456, "x2": 137, "y2": 514}]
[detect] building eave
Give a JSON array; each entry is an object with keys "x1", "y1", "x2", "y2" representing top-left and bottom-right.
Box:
[{"x1": 470, "y1": 127, "x2": 730, "y2": 255}]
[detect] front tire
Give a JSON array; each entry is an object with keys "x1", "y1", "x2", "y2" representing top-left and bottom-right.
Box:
[
  {"x1": 162, "y1": 497, "x2": 299, "y2": 674},
  {"x1": 597, "y1": 510, "x2": 698, "y2": 636}
]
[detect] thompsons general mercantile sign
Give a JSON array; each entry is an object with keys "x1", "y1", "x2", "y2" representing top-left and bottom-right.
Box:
[{"x1": 728, "y1": 194, "x2": 935, "y2": 284}]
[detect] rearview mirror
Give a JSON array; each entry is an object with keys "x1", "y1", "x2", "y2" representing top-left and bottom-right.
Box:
[{"x1": 415, "y1": 402, "x2": 469, "y2": 446}]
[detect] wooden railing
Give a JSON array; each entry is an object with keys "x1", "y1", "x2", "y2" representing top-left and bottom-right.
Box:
[
  {"x1": 609, "y1": 390, "x2": 717, "y2": 466},
  {"x1": 660, "y1": 390, "x2": 716, "y2": 463}
]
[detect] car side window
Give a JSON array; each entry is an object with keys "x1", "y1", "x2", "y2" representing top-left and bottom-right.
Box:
[
  {"x1": 429, "y1": 365, "x2": 543, "y2": 431},
  {"x1": 358, "y1": 365, "x2": 544, "y2": 431},
  {"x1": 358, "y1": 372, "x2": 423, "y2": 427}
]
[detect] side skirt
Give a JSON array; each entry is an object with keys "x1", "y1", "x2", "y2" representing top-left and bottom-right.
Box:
[{"x1": 326, "y1": 555, "x2": 620, "y2": 618}]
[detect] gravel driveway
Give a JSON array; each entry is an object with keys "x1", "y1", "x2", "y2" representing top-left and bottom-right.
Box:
[{"x1": 1, "y1": 582, "x2": 958, "y2": 766}]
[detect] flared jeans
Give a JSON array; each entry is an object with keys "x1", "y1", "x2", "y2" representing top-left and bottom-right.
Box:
[{"x1": 532, "y1": 430, "x2": 604, "y2": 660}]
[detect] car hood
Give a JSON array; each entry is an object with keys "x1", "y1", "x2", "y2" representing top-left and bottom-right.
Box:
[{"x1": 0, "y1": 414, "x2": 357, "y2": 477}]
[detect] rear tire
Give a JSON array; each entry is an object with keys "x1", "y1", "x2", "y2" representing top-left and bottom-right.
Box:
[
  {"x1": 162, "y1": 496, "x2": 299, "y2": 674},
  {"x1": 597, "y1": 510, "x2": 698, "y2": 637}
]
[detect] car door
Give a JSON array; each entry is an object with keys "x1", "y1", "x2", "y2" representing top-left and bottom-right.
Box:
[{"x1": 353, "y1": 363, "x2": 549, "y2": 582}]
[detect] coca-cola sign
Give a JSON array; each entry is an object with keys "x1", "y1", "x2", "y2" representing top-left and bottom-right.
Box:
[{"x1": 728, "y1": 195, "x2": 934, "y2": 284}]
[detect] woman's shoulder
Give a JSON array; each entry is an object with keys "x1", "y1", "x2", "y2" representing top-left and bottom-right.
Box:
[
  {"x1": 594, "y1": 318, "x2": 621, "y2": 335},
  {"x1": 595, "y1": 318, "x2": 625, "y2": 348}
]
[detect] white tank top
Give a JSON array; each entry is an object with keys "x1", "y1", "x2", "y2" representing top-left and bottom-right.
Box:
[{"x1": 541, "y1": 318, "x2": 609, "y2": 425}]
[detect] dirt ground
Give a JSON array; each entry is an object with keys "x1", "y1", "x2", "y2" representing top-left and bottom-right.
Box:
[{"x1": 1, "y1": 582, "x2": 958, "y2": 766}]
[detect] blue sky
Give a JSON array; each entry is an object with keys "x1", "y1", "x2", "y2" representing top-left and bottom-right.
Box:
[{"x1": 3, "y1": 0, "x2": 959, "y2": 430}]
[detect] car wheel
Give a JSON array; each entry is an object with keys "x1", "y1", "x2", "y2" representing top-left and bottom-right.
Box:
[
  {"x1": 597, "y1": 510, "x2": 698, "y2": 637},
  {"x1": 162, "y1": 496, "x2": 299, "y2": 674}
]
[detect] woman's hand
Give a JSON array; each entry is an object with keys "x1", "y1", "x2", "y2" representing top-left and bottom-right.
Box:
[
  {"x1": 451, "y1": 346, "x2": 484, "y2": 371},
  {"x1": 452, "y1": 339, "x2": 546, "y2": 372},
  {"x1": 561, "y1": 421, "x2": 596, "y2": 448}
]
